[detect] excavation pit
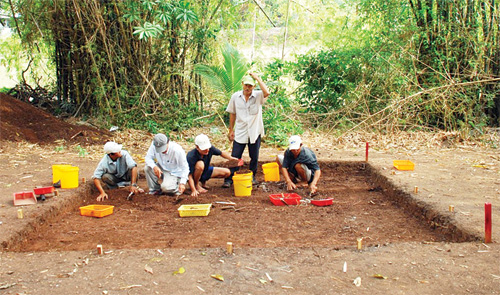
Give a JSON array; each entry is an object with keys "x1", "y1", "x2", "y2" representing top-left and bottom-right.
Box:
[{"x1": 5, "y1": 161, "x2": 478, "y2": 252}]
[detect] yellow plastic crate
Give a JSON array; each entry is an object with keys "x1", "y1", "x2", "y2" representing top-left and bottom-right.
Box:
[
  {"x1": 79, "y1": 205, "x2": 114, "y2": 218},
  {"x1": 178, "y1": 204, "x2": 212, "y2": 217},
  {"x1": 393, "y1": 160, "x2": 415, "y2": 171}
]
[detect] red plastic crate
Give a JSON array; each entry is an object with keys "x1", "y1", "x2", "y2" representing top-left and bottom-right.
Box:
[
  {"x1": 269, "y1": 193, "x2": 302, "y2": 206},
  {"x1": 311, "y1": 198, "x2": 333, "y2": 207},
  {"x1": 33, "y1": 186, "x2": 54, "y2": 195},
  {"x1": 13, "y1": 191, "x2": 37, "y2": 206}
]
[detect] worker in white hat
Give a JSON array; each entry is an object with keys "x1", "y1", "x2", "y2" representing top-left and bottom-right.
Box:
[
  {"x1": 277, "y1": 135, "x2": 321, "y2": 195},
  {"x1": 224, "y1": 72, "x2": 270, "y2": 187},
  {"x1": 92, "y1": 141, "x2": 140, "y2": 201},
  {"x1": 186, "y1": 134, "x2": 241, "y2": 197}
]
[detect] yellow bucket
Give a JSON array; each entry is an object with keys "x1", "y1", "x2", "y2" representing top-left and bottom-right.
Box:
[
  {"x1": 233, "y1": 172, "x2": 252, "y2": 197},
  {"x1": 52, "y1": 164, "x2": 72, "y2": 185},
  {"x1": 61, "y1": 166, "x2": 79, "y2": 189},
  {"x1": 262, "y1": 162, "x2": 280, "y2": 182}
]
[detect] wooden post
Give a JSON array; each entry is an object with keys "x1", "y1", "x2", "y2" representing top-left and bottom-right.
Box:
[
  {"x1": 365, "y1": 142, "x2": 369, "y2": 162},
  {"x1": 485, "y1": 203, "x2": 492, "y2": 243},
  {"x1": 226, "y1": 242, "x2": 233, "y2": 254}
]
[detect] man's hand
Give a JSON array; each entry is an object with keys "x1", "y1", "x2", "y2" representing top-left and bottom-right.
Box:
[
  {"x1": 178, "y1": 183, "x2": 186, "y2": 195},
  {"x1": 129, "y1": 185, "x2": 140, "y2": 194},
  {"x1": 191, "y1": 189, "x2": 199, "y2": 197},
  {"x1": 153, "y1": 166, "x2": 162, "y2": 179},
  {"x1": 286, "y1": 181, "x2": 297, "y2": 191},
  {"x1": 227, "y1": 130, "x2": 235, "y2": 141},
  {"x1": 96, "y1": 192, "x2": 108, "y2": 202},
  {"x1": 309, "y1": 183, "x2": 318, "y2": 195}
]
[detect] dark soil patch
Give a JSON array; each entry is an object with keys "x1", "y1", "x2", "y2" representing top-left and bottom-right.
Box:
[
  {"x1": 6, "y1": 161, "x2": 475, "y2": 252},
  {"x1": 0, "y1": 93, "x2": 110, "y2": 145}
]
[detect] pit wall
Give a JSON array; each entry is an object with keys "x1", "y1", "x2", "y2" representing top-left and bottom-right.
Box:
[
  {"x1": 1, "y1": 183, "x2": 93, "y2": 250},
  {"x1": 364, "y1": 162, "x2": 480, "y2": 242},
  {"x1": 2, "y1": 161, "x2": 480, "y2": 250}
]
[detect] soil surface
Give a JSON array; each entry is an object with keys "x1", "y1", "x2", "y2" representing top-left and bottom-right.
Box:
[
  {"x1": 7, "y1": 162, "x2": 446, "y2": 252},
  {"x1": 1, "y1": 94, "x2": 500, "y2": 294}
]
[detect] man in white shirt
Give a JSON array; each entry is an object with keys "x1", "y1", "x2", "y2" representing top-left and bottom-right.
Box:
[
  {"x1": 224, "y1": 72, "x2": 270, "y2": 187},
  {"x1": 144, "y1": 133, "x2": 189, "y2": 195}
]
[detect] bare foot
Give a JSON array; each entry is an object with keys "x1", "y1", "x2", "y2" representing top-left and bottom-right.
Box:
[
  {"x1": 196, "y1": 185, "x2": 208, "y2": 193},
  {"x1": 201, "y1": 182, "x2": 210, "y2": 189}
]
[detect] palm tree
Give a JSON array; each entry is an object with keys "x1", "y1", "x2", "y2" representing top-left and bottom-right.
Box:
[{"x1": 194, "y1": 43, "x2": 250, "y2": 99}]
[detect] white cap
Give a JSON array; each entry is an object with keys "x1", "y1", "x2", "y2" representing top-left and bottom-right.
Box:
[
  {"x1": 103, "y1": 142, "x2": 122, "y2": 154},
  {"x1": 195, "y1": 134, "x2": 211, "y2": 150},
  {"x1": 288, "y1": 135, "x2": 302, "y2": 150}
]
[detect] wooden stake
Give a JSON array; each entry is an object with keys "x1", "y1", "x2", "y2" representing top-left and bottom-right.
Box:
[
  {"x1": 365, "y1": 142, "x2": 369, "y2": 162},
  {"x1": 97, "y1": 244, "x2": 103, "y2": 255},
  {"x1": 485, "y1": 203, "x2": 492, "y2": 243},
  {"x1": 17, "y1": 208, "x2": 23, "y2": 219},
  {"x1": 226, "y1": 242, "x2": 233, "y2": 254},
  {"x1": 449, "y1": 205, "x2": 454, "y2": 212},
  {"x1": 414, "y1": 186, "x2": 418, "y2": 193},
  {"x1": 357, "y1": 238, "x2": 362, "y2": 250}
]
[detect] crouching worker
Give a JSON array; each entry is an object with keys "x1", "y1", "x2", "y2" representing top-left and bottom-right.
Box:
[
  {"x1": 277, "y1": 135, "x2": 321, "y2": 195},
  {"x1": 93, "y1": 141, "x2": 140, "y2": 202},
  {"x1": 144, "y1": 133, "x2": 189, "y2": 196},
  {"x1": 187, "y1": 134, "x2": 240, "y2": 197}
]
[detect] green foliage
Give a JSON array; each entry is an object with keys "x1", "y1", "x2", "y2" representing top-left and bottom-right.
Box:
[
  {"x1": 263, "y1": 92, "x2": 303, "y2": 146},
  {"x1": 133, "y1": 22, "x2": 165, "y2": 39},
  {"x1": 74, "y1": 145, "x2": 88, "y2": 157},
  {"x1": 54, "y1": 145, "x2": 65, "y2": 152},
  {"x1": 115, "y1": 98, "x2": 203, "y2": 134},
  {"x1": 262, "y1": 59, "x2": 303, "y2": 147},
  {"x1": 194, "y1": 43, "x2": 250, "y2": 99},
  {"x1": 294, "y1": 49, "x2": 364, "y2": 113}
]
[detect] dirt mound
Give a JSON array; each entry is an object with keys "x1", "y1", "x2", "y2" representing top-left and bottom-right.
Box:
[{"x1": 0, "y1": 93, "x2": 110, "y2": 145}]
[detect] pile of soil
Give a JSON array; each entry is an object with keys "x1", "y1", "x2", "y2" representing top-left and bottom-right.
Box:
[{"x1": 0, "y1": 93, "x2": 109, "y2": 145}]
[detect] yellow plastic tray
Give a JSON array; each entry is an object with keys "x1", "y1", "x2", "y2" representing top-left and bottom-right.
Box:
[
  {"x1": 79, "y1": 205, "x2": 114, "y2": 218},
  {"x1": 393, "y1": 160, "x2": 415, "y2": 171},
  {"x1": 178, "y1": 204, "x2": 212, "y2": 217}
]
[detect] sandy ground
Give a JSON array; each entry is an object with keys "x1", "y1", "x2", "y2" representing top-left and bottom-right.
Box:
[{"x1": 1, "y1": 138, "x2": 499, "y2": 294}]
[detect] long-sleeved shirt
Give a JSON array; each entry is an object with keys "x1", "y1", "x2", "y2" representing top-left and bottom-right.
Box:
[{"x1": 145, "y1": 141, "x2": 189, "y2": 184}]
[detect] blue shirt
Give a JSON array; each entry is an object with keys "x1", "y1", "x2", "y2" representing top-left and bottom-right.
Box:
[
  {"x1": 186, "y1": 146, "x2": 222, "y2": 176},
  {"x1": 92, "y1": 150, "x2": 137, "y2": 179},
  {"x1": 282, "y1": 146, "x2": 320, "y2": 181}
]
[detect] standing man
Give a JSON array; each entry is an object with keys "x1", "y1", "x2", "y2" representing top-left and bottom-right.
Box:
[
  {"x1": 224, "y1": 72, "x2": 270, "y2": 187},
  {"x1": 93, "y1": 141, "x2": 141, "y2": 201},
  {"x1": 186, "y1": 134, "x2": 240, "y2": 197},
  {"x1": 144, "y1": 133, "x2": 189, "y2": 196},
  {"x1": 277, "y1": 135, "x2": 321, "y2": 195}
]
